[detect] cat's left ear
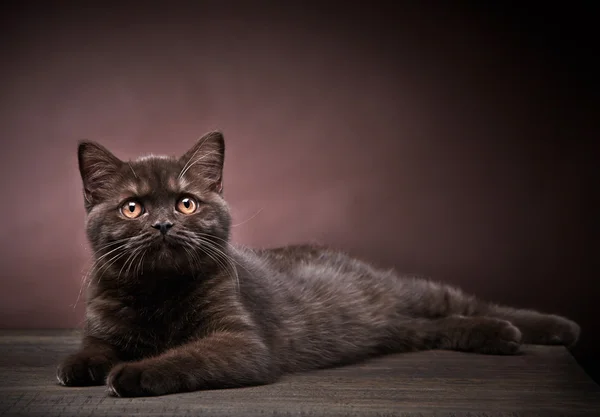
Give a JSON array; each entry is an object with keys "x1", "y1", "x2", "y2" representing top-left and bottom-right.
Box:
[
  {"x1": 78, "y1": 141, "x2": 124, "y2": 206},
  {"x1": 178, "y1": 131, "x2": 225, "y2": 193}
]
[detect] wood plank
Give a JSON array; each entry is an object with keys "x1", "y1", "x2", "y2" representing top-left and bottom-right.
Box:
[{"x1": 0, "y1": 330, "x2": 598, "y2": 417}]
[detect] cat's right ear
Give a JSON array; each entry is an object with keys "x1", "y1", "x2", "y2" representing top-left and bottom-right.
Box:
[
  {"x1": 178, "y1": 131, "x2": 225, "y2": 193},
  {"x1": 78, "y1": 141, "x2": 123, "y2": 207}
]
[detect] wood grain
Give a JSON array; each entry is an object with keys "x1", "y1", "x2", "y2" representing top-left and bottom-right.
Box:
[{"x1": 0, "y1": 330, "x2": 598, "y2": 416}]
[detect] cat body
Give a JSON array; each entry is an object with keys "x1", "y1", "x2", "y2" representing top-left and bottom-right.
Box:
[{"x1": 57, "y1": 132, "x2": 580, "y2": 397}]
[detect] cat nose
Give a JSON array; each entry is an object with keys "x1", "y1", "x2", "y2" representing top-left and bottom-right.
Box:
[{"x1": 152, "y1": 221, "x2": 173, "y2": 235}]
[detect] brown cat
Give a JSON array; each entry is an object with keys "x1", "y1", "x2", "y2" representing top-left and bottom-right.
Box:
[{"x1": 57, "y1": 131, "x2": 580, "y2": 397}]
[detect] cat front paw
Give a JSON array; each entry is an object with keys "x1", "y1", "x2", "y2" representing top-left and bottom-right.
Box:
[
  {"x1": 107, "y1": 362, "x2": 171, "y2": 397},
  {"x1": 57, "y1": 352, "x2": 115, "y2": 386}
]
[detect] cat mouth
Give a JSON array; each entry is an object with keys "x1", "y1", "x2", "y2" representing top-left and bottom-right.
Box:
[
  {"x1": 152, "y1": 238, "x2": 180, "y2": 260},
  {"x1": 150, "y1": 234, "x2": 180, "y2": 250}
]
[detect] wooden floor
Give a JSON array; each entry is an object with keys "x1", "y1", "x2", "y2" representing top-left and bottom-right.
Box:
[{"x1": 0, "y1": 330, "x2": 599, "y2": 417}]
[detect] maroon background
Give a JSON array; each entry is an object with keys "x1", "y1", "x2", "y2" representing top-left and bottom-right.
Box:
[{"x1": 1, "y1": 2, "x2": 597, "y2": 381}]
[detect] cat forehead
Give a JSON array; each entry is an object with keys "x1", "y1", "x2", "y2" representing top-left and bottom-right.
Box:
[
  {"x1": 124, "y1": 155, "x2": 193, "y2": 194},
  {"x1": 130, "y1": 155, "x2": 181, "y2": 175}
]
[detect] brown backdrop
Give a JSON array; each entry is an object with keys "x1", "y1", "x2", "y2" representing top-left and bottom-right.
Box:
[{"x1": 1, "y1": 2, "x2": 597, "y2": 381}]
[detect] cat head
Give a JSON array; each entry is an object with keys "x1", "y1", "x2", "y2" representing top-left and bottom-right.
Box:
[{"x1": 77, "y1": 131, "x2": 231, "y2": 278}]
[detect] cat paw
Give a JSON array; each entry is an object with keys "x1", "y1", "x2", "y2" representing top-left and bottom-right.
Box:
[
  {"x1": 57, "y1": 352, "x2": 114, "y2": 386},
  {"x1": 463, "y1": 317, "x2": 522, "y2": 355},
  {"x1": 528, "y1": 315, "x2": 581, "y2": 347},
  {"x1": 107, "y1": 363, "x2": 169, "y2": 397}
]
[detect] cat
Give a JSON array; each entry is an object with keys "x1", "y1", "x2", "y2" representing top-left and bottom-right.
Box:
[{"x1": 57, "y1": 131, "x2": 581, "y2": 397}]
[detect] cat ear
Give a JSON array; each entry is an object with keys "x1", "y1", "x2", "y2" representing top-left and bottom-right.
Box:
[
  {"x1": 178, "y1": 131, "x2": 225, "y2": 193},
  {"x1": 78, "y1": 141, "x2": 123, "y2": 206}
]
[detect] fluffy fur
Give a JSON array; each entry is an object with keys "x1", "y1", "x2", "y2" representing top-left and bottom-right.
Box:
[{"x1": 57, "y1": 131, "x2": 581, "y2": 397}]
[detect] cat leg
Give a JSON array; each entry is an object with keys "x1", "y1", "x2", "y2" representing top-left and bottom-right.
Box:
[
  {"x1": 385, "y1": 315, "x2": 522, "y2": 355},
  {"x1": 402, "y1": 279, "x2": 580, "y2": 347},
  {"x1": 435, "y1": 315, "x2": 523, "y2": 354},
  {"x1": 57, "y1": 335, "x2": 121, "y2": 386},
  {"x1": 106, "y1": 331, "x2": 277, "y2": 397},
  {"x1": 484, "y1": 305, "x2": 580, "y2": 347}
]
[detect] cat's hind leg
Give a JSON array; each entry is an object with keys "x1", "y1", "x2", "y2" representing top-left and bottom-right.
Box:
[
  {"x1": 485, "y1": 305, "x2": 580, "y2": 347},
  {"x1": 384, "y1": 315, "x2": 522, "y2": 355},
  {"x1": 398, "y1": 278, "x2": 580, "y2": 348},
  {"x1": 436, "y1": 315, "x2": 523, "y2": 354}
]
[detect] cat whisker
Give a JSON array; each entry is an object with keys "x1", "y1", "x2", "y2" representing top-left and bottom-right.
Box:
[
  {"x1": 190, "y1": 235, "x2": 241, "y2": 291},
  {"x1": 74, "y1": 249, "x2": 128, "y2": 307},
  {"x1": 191, "y1": 232, "x2": 255, "y2": 277},
  {"x1": 178, "y1": 150, "x2": 219, "y2": 180},
  {"x1": 231, "y1": 208, "x2": 263, "y2": 228},
  {"x1": 189, "y1": 231, "x2": 239, "y2": 251},
  {"x1": 128, "y1": 162, "x2": 138, "y2": 179},
  {"x1": 95, "y1": 250, "x2": 129, "y2": 286},
  {"x1": 92, "y1": 241, "x2": 131, "y2": 263},
  {"x1": 198, "y1": 242, "x2": 232, "y2": 278},
  {"x1": 181, "y1": 245, "x2": 201, "y2": 278},
  {"x1": 74, "y1": 241, "x2": 131, "y2": 309},
  {"x1": 179, "y1": 235, "x2": 223, "y2": 273},
  {"x1": 128, "y1": 249, "x2": 144, "y2": 278},
  {"x1": 175, "y1": 230, "x2": 238, "y2": 288},
  {"x1": 117, "y1": 247, "x2": 138, "y2": 283},
  {"x1": 135, "y1": 249, "x2": 147, "y2": 279},
  {"x1": 87, "y1": 237, "x2": 132, "y2": 257},
  {"x1": 115, "y1": 236, "x2": 154, "y2": 282}
]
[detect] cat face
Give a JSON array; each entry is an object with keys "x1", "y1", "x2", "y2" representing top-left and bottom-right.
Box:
[{"x1": 77, "y1": 131, "x2": 231, "y2": 278}]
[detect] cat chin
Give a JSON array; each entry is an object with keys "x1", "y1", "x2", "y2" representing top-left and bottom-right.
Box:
[
  {"x1": 141, "y1": 257, "x2": 190, "y2": 277},
  {"x1": 152, "y1": 245, "x2": 184, "y2": 264},
  {"x1": 156, "y1": 248, "x2": 174, "y2": 259},
  {"x1": 147, "y1": 236, "x2": 181, "y2": 253},
  {"x1": 145, "y1": 244, "x2": 197, "y2": 274}
]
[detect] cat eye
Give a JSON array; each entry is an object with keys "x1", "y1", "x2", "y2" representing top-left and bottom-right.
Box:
[
  {"x1": 120, "y1": 201, "x2": 144, "y2": 219},
  {"x1": 176, "y1": 196, "x2": 198, "y2": 215}
]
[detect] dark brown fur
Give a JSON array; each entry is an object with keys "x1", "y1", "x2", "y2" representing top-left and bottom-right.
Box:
[{"x1": 57, "y1": 131, "x2": 581, "y2": 397}]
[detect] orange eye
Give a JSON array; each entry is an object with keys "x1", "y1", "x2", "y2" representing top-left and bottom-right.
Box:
[
  {"x1": 120, "y1": 201, "x2": 144, "y2": 219},
  {"x1": 176, "y1": 196, "x2": 197, "y2": 215}
]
